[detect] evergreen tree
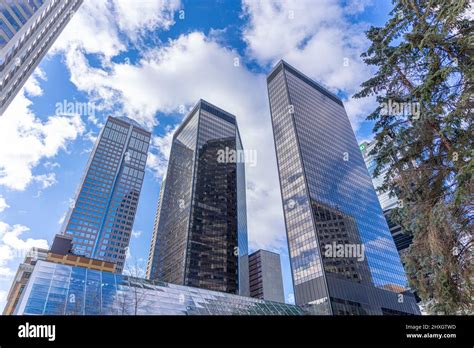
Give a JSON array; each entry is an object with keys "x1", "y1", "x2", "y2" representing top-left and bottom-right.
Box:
[{"x1": 354, "y1": 0, "x2": 473, "y2": 314}]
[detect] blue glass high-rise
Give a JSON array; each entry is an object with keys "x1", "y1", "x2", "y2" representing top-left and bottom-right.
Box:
[
  {"x1": 267, "y1": 60, "x2": 420, "y2": 315},
  {"x1": 60, "y1": 116, "x2": 151, "y2": 273}
]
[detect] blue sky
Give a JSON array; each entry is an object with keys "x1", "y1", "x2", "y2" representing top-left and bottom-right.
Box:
[{"x1": 0, "y1": 0, "x2": 393, "y2": 308}]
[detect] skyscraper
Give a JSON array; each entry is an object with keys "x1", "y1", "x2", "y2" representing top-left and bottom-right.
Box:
[
  {"x1": 249, "y1": 249, "x2": 285, "y2": 303},
  {"x1": 60, "y1": 116, "x2": 151, "y2": 273},
  {"x1": 267, "y1": 60, "x2": 419, "y2": 315},
  {"x1": 360, "y1": 140, "x2": 413, "y2": 255},
  {"x1": 0, "y1": 0, "x2": 83, "y2": 115},
  {"x1": 147, "y1": 99, "x2": 249, "y2": 296}
]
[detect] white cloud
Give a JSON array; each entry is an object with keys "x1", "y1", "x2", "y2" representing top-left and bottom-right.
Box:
[
  {"x1": 0, "y1": 196, "x2": 9, "y2": 213},
  {"x1": 43, "y1": 161, "x2": 61, "y2": 170},
  {"x1": 83, "y1": 130, "x2": 99, "y2": 145},
  {"x1": 343, "y1": 0, "x2": 374, "y2": 14},
  {"x1": 113, "y1": 0, "x2": 180, "y2": 41},
  {"x1": 59, "y1": 32, "x2": 256, "y2": 127},
  {"x1": 48, "y1": 0, "x2": 181, "y2": 128},
  {"x1": 0, "y1": 74, "x2": 85, "y2": 191},
  {"x1": 287, "y1": 293, "x2": 295, "y2": 304},
  {"x1": 23, "y1": 67, "x2": 47, "y2": 97},
  {"x1": 131, "y1": 230, "x2": 142, "y2": 238},
  {"x1": 344, "y1": 94, "x2": 378, "y2": 130},
  {"x1": 33, "y1": 173, "x2": 58, "y2": 189},
  {"x1": 0, "y1": 222, "x2": 48, "y2": 277},
  {"x1": 0, "y1": 222, "x2": 48, "y2": 252},
  {"x1": 52, "y1": 1, "x2": 125, "y2": 58},
  {"x1": 242, "y1": 0, "x2": 376, "y2": 129},
  {"x1": 51, "y1": 0, "x2": 181, "y2": 59},
  {"x1": 147, "y1": 125, "x2": 178, "y2": 178}
]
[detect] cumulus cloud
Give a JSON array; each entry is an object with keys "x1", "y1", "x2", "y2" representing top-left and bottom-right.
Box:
[
  {"x1": 242, "y1": 0, "x2": 376, "y2": 128},
  {"x1": 51, "y1": 0, "x2": 180, "y2": 59},
  {"x1": 132, "y1": 230, "x2": 142, "y2": 238},
  {"x1": 147, "y1": 125, "x2": 178, "y2": 179},
  {"x1": 57, "y1": 32, "x2": 257, "y2": 127},
  {"x1": 23, "y1": 67, "x2": 47, "y2": 97},
  {"x1": 51, "y1": 0, "x2": 181, "y2": 59},
  {"x1": 48, "y1": 0, "x2": 181, "y2": 128},
  {"x1": 343, "y1": 0, "x2": 374, "y2": 14},
  {"x1": 51, "y1": 1, "x2": 124, "y2": 58},
  {"x1": 344, "y1": 94, "x2": 378, "y2": 130},
  {"x1": 0, "y1": 82, "x2": 85, "y2": 191},
  {"x1": 33, "y1": 173, "x2": 58, "y2": 190},
  {"x1": 0, "y1": 222, "x2": 49, "y2": 277},
  {"x1": 0, "y1": 223, "x2": 48, "y2": 252},
  {"x1": 112, "y1": 0, "x2": 180, "y2": 41}
]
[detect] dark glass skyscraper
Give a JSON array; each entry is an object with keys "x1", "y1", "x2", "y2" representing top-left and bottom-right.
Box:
[
  {"x1": 61, "y1": 116, "x2": 151, "y2": 273},
  {"x1": 147, "y1": 99, "x2": 249, "y2": 296},
  {"x1": 267, "y1": 61, "x2": 419, "y2": 315}
]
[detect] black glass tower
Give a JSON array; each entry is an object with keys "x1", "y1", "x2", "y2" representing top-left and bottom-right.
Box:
[
  {"x1": 267, "y1": 61, "x2": 419, "y2": 315},
  {"x1": 147, "y1": 100, "x2": 249, "y2": 296}
]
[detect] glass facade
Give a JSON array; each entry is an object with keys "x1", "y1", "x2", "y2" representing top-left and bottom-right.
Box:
[
  {"x1": 147, "y1": 100, "x2": 249, "y2": 296},
  {"x1": 267, "y1": 61, "x2": 419, "y2": 315},
  {"x1": 61, "y1": 116, "x2": 151, "y2": 273},
  {"x1": 1, "y1": 0, "x2": 83, "y2": 114},
  {"x1": 14, "y1": 260, "x2": 303, "y2": 315}
]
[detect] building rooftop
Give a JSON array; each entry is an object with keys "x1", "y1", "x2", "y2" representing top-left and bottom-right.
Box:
[
  {"x1": 173, "y1": 99, "x2": 238, "y2": 140},
  {"x1": 267, "y1": 60, "x2": 344, "y2": 107},
  {"x1": 111, "y1": 115, "x2": 148, "y2": 132}
]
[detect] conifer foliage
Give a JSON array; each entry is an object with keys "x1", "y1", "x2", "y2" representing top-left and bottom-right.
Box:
[{"x1": 355, "y1": 0, "x2": 473, "y2": 314}]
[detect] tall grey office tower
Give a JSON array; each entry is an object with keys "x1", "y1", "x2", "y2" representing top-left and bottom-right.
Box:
[
  {"x1": 267, "y1": 60, "x2": 419, "y2": 315},
  {"x1": 0, "y1": 0, "x2": 83, "y2": 115},
  {"x1": 147, "y1": 99, "x2": 249, "y2": 296},
  {"x1": 249, "y1": 249, "x2": 285, "y2": 303},
  {"x1": 61, "y1": 116, "x2": 151, "y2": 273}
]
